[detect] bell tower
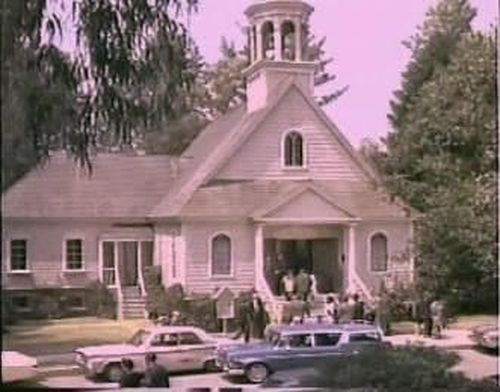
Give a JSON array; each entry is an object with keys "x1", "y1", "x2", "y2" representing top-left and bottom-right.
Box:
[{"x1": 244, "y1": 0, "x2": 316, "y2": 112}]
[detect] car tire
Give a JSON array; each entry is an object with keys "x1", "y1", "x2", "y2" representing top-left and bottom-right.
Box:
[
  {"x1": 245, "y1": 362, "x2": 270, "y2": 383},
  {"x1": 203, "y1": 359, "x2": 219, "y2": 373},
  {"x1": 104, "y1": 363, "x2": 123, "y2": 383}
]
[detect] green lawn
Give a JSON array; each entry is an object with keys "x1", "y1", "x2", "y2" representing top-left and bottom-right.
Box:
[{"x1": 3, "y1": 317, "x2": 150, "y2": 356}]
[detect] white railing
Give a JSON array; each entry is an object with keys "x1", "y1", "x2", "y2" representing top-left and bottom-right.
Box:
[
  {"x1": 352, "y1": 271, "x2": 373, "y2": 303},
  {"x1": 114, "y1": 260, "x2": 124, "y2": 320},
  {"x1": 138, "y1": 265, "x2": 147, "y2": 298}
]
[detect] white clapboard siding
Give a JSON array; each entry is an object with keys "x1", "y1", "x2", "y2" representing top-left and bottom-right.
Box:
[
  {"x1": 215, "y1": 88, "x2": 368, "y2": 181},
  {"x1": 183, "y1": 222, "x2": 255, "y2": 294}
]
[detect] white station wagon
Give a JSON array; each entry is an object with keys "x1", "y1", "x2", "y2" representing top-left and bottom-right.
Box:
[{"x1": 75, "y1": 325, "x2": 233, "y2": 382}]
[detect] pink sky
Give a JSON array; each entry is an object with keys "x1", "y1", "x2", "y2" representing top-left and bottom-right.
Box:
[{"x1": 189, "y1": 0, "x2": 497, "y2": 147}]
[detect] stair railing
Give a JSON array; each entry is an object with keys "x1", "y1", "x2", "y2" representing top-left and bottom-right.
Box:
[{"x1": 115, "y1": 258, "x2": 124, "y2": 320}]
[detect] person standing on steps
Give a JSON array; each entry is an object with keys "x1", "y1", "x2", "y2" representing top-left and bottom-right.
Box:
[{"x1": 281, "y1": 269, "x2": 295, "y2": 301}]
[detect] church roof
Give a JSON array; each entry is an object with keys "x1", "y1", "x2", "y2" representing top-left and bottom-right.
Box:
[
  {"x1": 179, "y1": 179, "x2": 410, "y2": 220},
  {"x1": 2, "y1": 153, "x2": 178, "y2": 219}
]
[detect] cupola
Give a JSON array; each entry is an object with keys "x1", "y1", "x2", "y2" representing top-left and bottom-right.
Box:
[{"x1": 244, "y1": 0, "x2": 317, "y2": 112}]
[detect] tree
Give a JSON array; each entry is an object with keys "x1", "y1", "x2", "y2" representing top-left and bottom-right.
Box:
[
  {"x1": 376, "y1": 0, "x2": 497, "y2": 311},
  {"x1": 1, "y1": 0, "x2": 198, "y2": 189}
]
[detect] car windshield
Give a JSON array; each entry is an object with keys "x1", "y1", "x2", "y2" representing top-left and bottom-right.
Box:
[
  {"x1": 128, "y1": 329, "x2": 151, "y2": 346},
  {"x1": 265, "y1": 330, "x2": 281, "y2": 346}
]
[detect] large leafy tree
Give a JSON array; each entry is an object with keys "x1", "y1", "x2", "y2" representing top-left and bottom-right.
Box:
[
  {"x1": 1, "y1": 0, "x2": 198, "y2": 189},
  {"x1": 372, "y1": 0, "x2": 497, "y2": 311}
]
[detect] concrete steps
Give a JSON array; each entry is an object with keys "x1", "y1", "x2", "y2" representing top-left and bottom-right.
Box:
[{"x1": 121, "y1": 287, "x2": 146, "y2": 319}]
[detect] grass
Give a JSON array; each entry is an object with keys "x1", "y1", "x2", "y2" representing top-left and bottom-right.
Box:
[{"x1": 3, "y1": 317, "x2": 150, "y2": 356}]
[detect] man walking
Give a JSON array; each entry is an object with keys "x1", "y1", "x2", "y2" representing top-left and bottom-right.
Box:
[{"x1": 143, "y1": 353, "x2": 170, "y2": 388}]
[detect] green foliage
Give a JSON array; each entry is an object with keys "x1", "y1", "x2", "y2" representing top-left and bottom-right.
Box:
[
  {"x1": 365, "y1": 0, "x2": 497, "y2": 312},
  {"x1": 305, "y1": 346, "x2": 497, "y2": 391},
  {"x1": 85, "y1": 281, "x2": 117, "y2": 319},
  {"x1": 2, "y1": 0, "x2": 198, "y2": 188}
]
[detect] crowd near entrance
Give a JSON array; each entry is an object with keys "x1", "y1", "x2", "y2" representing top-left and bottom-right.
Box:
[{"x1": 264, "y1": 238, "x2": 343, "y2": 296}]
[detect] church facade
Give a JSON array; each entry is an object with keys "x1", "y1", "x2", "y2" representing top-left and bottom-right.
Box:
[{"x1": 2, "y1": 0, "x2": 414, "y2": 319}]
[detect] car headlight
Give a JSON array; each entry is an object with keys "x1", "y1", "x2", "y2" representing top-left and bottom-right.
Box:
[{"x1": 87, "y1": 359, "x2": 104, "y2": 371}]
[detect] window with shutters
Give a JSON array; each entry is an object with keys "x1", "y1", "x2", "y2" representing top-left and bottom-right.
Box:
[
  {"x1": 370, "y1": 233, "x2": 388, "y2": 272},
  {"x1": 210, "y1": 233, "x2": 232, "y2": 276}
]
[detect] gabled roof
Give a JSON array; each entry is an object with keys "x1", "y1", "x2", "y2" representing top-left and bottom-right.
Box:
[
  {"x1": 179, "y1": 179, "x2": 410, "y2": 220},
  {"x1": 251, "y1": 182, "x2": 358, "y2": 221},
  {"x1": 2, "y1": 153, "x2": 178, "y2": 219},
  {"x1": 150, "y1": 78, "x2": 382, "y2": 218}
]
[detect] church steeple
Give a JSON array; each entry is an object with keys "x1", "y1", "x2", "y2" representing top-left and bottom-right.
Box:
[{"x1": 244, "y1": 0, "x2": 316, "y2": 112}]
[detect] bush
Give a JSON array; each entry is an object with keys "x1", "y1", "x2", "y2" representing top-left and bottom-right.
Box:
[
  {"x1": 308, "y1": 346, "x2": 498, "y2": 391},
  {"x1": 85, "y1": 281, "x2": 116, "y2": 319}
]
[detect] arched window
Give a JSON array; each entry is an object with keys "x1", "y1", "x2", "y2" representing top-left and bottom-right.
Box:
[
  {"x1": 211, "y1": 234, "x2": 232, "y2": 276},
  {"x1": 284, "y1": 131, "x2": 304, "y2": 167},
  {"x1": 261, "y1": 21, "x2": 275, "y2": 60},
  {"x1": 370, "y1": 233, "x2": 388, "y2": 272},
  {"x1": 281, "y1": 21, "x2": 296, "y2": 61}
]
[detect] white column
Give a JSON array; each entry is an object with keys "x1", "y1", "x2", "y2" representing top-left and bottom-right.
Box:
[
  {"x1": 256, "y1": 23, "x2": 263, "y2": 61},
  {"x1": 255, "y1": 224, "x2": 264, "y2": 291},
  {"x1": 273, "y1": 18, "x2": 282, "y2": 61},
  {"x1": 347, "y1": 223, "x2": 357, "y2": 293},
  {"x1": 294, "y1": 19, "x2": 302, "y2": 61},
  {"x1": 249, "y1": 26, "x2": 255, "y2": 62}
]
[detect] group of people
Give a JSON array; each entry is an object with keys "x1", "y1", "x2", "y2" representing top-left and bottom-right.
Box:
[
  {"x1": 279, "y1": 268, "x2": 318, "y2": 301},
  {"x1": 414, "y1": 297, "x2": 447, "y2": 338},
  {"x1": 236, "y1": 291, "x2": 270, "y2": 343},
  {"x1": 119, "y1": 353, "x2": 170, "y2": 388}
]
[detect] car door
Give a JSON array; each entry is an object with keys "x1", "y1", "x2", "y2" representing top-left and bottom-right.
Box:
[
  {"x1": 311, "y1": 332, "x2": 344, "y2": 365},
  {"x1": 176, "y1": 331, "x2": 216, "y2": 371},
  {"x1": 345, "y1": 331, "x2": 383, "y2": 354},
  {"x1": 147, "y1": 332, "x2": 181, "y2": 372},
  {"x1": 272, "y1": 333, "x2": 315, "y2": 371}
]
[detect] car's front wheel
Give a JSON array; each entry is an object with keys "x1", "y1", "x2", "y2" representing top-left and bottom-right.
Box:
[
  {"x1": 104, "y1": 363, "x2": 124, "y2": 383},
  {"x1": 245, "y1": 362, "x2": 269, "y2": 383}
]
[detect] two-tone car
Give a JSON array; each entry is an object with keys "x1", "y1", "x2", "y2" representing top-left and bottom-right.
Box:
[
  {"x1": 470, "y1": 324, "x2": 499, "y2": 351},
  {"x1": 75, "y1": 325, "x2": 233, "y2": 382},
  {"x1": 217, "y1": 322, "x2": 388, "y2": 383}
]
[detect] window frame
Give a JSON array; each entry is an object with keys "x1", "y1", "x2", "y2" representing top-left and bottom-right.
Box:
[
  {"x1": 62, "y1": 237, "x2": 85, "y2": 272},
  {"x1": 368, "y1": 231, "x2": 389, "y2": 273},
  {"x1": 208, "y1": 232, "x2": 234, "y2": 278},
  {"x1": 7, "y1": 238, "x2": 30, "y2": 273},
  {"x1": 281, "y1": 130, "x2": 307, "y2": 170}
]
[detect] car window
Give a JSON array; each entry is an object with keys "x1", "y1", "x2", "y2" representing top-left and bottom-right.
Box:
[
  {"x1": 151, "y1": 333, "x2": 178, "y2": 347},
  {"x1": 179, "y1": 332, "x2": 203, "y2": 345},
  {"x1": 285, "y1": 334, "x2": 313, "y2": 348},
  {"x1": 314, "y1": 333, "x2": 342, "y2": 347},
  {"x1": 348, "y1": 332, "x2": 381, "y2": 342},
  {"x1": 128, "y1": 329, "x2": 151, "y2": 346}
]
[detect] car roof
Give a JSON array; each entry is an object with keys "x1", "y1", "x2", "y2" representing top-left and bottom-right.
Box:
[
  {"x1": 269, "y1": 323, "x2": 379, "y2": 334},
  {"x1": 142, "y1": 325, "x2": 205, "y2": 334}
]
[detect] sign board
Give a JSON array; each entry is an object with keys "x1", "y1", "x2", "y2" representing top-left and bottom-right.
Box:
[{"x1": 215, "y1": 287, "x2": 235, "y2": 320}]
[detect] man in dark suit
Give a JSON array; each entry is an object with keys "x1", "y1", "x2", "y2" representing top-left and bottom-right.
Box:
[
  {"x1": 143, "y1": 353, "x2": 170, "y2": 387},
  {"x1": 119, "y1": 358, "x2": 143, "y2": 388}
]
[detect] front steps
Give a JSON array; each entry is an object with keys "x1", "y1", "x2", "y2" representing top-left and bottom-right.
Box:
[{"x1": 121, "y1": 286, "x2": 147, "y2": 319}]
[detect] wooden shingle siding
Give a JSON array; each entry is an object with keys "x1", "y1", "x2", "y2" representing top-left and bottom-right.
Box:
[
  {"x1": 354, "y1": 221, "x2": 412, "y2": 292},
  {"x1": 215, "y1": 88, "x2": 368, "y2": 181},
  {"x1": 182, "y1": 222, "x2": 255, "y2": 294}
]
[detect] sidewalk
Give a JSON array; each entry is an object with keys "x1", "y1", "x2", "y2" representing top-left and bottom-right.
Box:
[{"x1": 386, "y1": 328, "x2": 475, "y2": 350}]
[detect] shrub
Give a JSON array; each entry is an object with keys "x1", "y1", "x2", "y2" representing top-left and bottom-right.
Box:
[
  {"x1": 85, "y1": 281, "x2": 116, "y2": 319},
  {"x1": 303, "y1": 346, "x2": 498, "y2": 391}
]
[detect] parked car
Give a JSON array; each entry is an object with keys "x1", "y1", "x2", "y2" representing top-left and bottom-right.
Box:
[
  {"x1": 217, "y1": 322, "x2": 389, "y2": 384},
  {"x1": 75, "y1": 325, "x2": 234, "y2": 382},
  {"x1": 2, "y1": 351, "x2": 38, "y2": 384},
  {"x1": 470, "y1": 324, "x2": 498, "y2": 350}
]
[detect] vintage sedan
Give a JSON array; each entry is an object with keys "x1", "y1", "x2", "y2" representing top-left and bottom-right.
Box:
[
  {"x1": 75, "y1": 325, "x2": 233, "y2": 382},
  {"x1": 217, "y1": 323, "x2": 388, "y2": 383}
]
